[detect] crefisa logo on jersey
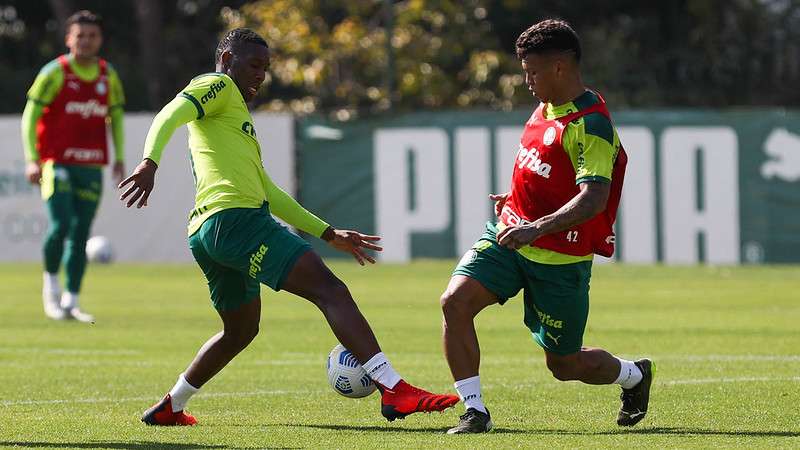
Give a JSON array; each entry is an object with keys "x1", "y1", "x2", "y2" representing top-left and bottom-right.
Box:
[
  {"x1": 516, "y1": 143, "x2": 552, "y2": 179},
  {"x1": 543, "y1": 126, "x2": 556, "y2": 145},
  {"x1": 65, "y1": 100, "x2": 108, "y2": 119},
  {"x1": 201, "y1": 80, "x2": 226, "y2": 104},
  {"x1": 95, "y1": 81, "x2": 107, "y2": 95}
]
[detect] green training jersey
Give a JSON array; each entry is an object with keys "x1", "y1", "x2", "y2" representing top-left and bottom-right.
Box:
[
  {"x1": 177, "y1": 73, "x2": 271, "y2": 235},
  {"x1": 514, "y1": 90, "x2": 621, "y2": 265}
]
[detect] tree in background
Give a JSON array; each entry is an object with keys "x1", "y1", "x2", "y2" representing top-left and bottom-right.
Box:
[
  {"x1": 0, "y1": 0, "x2": 248, "y2": 112},
  {"x1": 234, "y1": 0, "x2": 800, "y2": 115},
  {"x1": 232, "y1": 0, "x2": 526, "y2": 118},
  {"x1": 0, "y1": 0, "x2": 799, "y2": 113}
]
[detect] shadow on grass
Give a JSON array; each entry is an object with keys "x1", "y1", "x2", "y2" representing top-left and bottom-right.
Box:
[
  {"x1": 0, "y1": 442, "x2": 229, "y2": 450},
  {"x1": 283, "y1": 423, "x2": 527, "y2": 434},
  {"x1": 537, "y1": 427, "x2": 800, "y2": 438},
  {"x1": 285, "y1": 424, "x2": 800, "y2": 438}
]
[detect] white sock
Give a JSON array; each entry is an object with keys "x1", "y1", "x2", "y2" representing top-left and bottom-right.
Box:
[
  {"x1": 362, "y1": 352, "x2": 401, "y2": 389},
  {"x1": 614, "y1": 358, "x2": 643, "y2": 389},
  {"x1": 60, "y1": 292, "x2": 78, "y2": 309},
  {"x1": 43, "y1": 272, "x2": 60, "y2": 295},
  {"x1": 168, "y1": 373, "x2": 199, "y2": 412},
  {"x1": 454, "y1": 375, "x2": 487, "y2": 413}
]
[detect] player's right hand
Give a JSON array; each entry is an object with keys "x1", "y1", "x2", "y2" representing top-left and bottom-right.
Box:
[
  {"x1": 119, "y1": 158, "x2": 157, "y2": 209},
  {"x1": 25, "y1": 161, "x2": 41, "y2": 185},
  {"x1": 489, "y1": 192, "x2": 510, "y2": 218}
]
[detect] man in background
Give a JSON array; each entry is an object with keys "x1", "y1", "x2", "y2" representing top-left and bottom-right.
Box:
[{"x1": 21, "y1": 10, "x2": 126, "y2": 321}]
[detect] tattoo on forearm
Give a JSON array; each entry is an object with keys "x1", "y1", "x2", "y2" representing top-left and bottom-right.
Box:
[{"x1": 533, "y1": 186, "x2": 608, "y2": 236}]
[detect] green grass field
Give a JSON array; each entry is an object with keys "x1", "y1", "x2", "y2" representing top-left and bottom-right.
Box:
[{"x1": 1, "y1": 261, "x2": 798, "y2": 449}]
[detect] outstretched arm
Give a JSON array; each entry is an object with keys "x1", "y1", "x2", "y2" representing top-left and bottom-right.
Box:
[
  {"x1": 265, "y1": 176, "x2": 328, "y2": 237},
  {"x1": 266, "y1": 177, "x2": 382, "y2": 265},
  {"x1": 118, "y1": 97, "x2": 196, "y2": 208}
]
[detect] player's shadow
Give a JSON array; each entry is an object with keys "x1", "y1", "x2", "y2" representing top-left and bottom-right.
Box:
[
  {"x1": 292, "y1": 425, "x2": 800, "y2": 437},
  {"x1": 537, "y1": 427, "x2": 800, "y2": 438},
  {"x1": 0, "y1": 442, "x2": 229, "y2": 450},
  {"x1": 287, "y1": 423, "x2": 527, "y2": 434}
]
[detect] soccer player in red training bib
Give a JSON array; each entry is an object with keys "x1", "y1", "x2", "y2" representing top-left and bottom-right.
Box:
[
  {"x1": 118, "y1": 28, "x2": 458, "y2": 426},
  {"x1": 440, "y1": 19, "x2": 654, "y2": 434},
  {"x1": 21, "y1": 10, "x2": 126, "y2": 322}
]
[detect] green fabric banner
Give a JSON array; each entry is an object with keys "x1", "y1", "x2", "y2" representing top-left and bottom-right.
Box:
[{"x1": 298, "y1": 109, "x2": 800, "y2": 264}]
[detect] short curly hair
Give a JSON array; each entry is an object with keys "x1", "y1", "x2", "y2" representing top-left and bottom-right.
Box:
[
  {"x1": 515, "y1": 19, "x2": 581, "y2": 61},
  {"x1": 215, "y1": 28, "x2": 269, "y2": 63},
  {"x1": 65, "y1": 10, "x2": 102, "y2": 31}
]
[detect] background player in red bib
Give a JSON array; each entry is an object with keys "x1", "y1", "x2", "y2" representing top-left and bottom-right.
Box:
[
  {"x1": 20, "y1": 10, "x2": 125, "y2": 322},
  {"x1": 440, "y1": 19, "x2": 654, "y2": 433}
]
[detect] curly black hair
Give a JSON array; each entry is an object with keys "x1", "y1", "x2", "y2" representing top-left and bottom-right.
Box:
[
  {"x1": 215, "y1": 28, "x2": 269, "y2": 63},
  {"x1": 515, "y1": 19, "x2": 581, "y2": 61},
  {"x1": 65, "y1": 10, "x2": 102, "y2": 31}
]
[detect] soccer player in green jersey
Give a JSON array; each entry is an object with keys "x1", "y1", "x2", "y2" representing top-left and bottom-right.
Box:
[
  {"x1": 21, "y1": 10, "x2": 125, "y2": 322},
  {"x1": 440, "y1": 20, "x2": 653, "y2": 433},
  {"x1": 119, "y1": 28, "x2": 459, "y2": 426}
]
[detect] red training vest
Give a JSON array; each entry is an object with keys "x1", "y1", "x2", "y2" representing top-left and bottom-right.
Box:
[
  {"x1": 37, "y1": 55, "x2": 110, "y2": 166},
  {"x1": 500, "y1": 94, "x2": 627, "y2": 257}
]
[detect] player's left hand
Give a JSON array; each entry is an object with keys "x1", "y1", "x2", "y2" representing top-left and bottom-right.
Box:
[
  {"x1": 112, "y1": 161, "x2": 125, "y2": 186},
  {"x1": 497, "y1": 224, "x2": 541, "y2": 250},
  {"x1": 324, "y1": 228, "x2": 383, "y2": 265}
]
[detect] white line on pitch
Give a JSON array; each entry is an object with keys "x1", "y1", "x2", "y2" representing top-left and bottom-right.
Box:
[
  {"x1": 3, "y1": 376, "x2": 799, "y2": 408},
  {"x1": 662, "y1": 376, "x2": 800, "y2": 385},
  {"x1": 649, "y1": 354, "x2": 800, "y2": 362},
  {"x1": 0, "y1": 347, "x2": 140, "y2": 355},
  {"x1": 0, "y1": 388, "x2": 326, "y2": 407}
]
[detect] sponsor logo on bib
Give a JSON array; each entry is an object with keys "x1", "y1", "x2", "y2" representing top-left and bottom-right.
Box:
[
  {"x1": 543, "y1": 126, "x2": 556, "y2": 145},
  {"x1": 65, "y1": 100, "x2": 108, "y2": 118}
]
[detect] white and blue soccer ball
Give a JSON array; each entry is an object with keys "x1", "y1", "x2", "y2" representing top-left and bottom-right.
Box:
[
  {"x1": 85, "y1": 235, "x2": 114, "y2": 264},
  {"x1": 326, "y1": 344, "x2": 376, "y2": 398}
]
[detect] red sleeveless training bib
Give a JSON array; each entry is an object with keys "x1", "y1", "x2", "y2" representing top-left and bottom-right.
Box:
[
  {"x1": 36, "y1": 55, "x2": 110, "y2": 165},
  {"x1": 500, "y1": 94, "x2": 627, "y2": 257}
]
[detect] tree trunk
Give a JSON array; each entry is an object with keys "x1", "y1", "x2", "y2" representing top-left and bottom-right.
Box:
[
  {"x1": 48, "y1": 0, "x2": 75, "y2": 37},
  {"x1": 134, "y1": 0, "x2": 164, "y2": 109}
]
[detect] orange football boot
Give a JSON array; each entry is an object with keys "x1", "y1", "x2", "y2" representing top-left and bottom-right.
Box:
[
  {"x1": 377, "y1": 380, "x2": 460, "y2": 421},
  {"x1": 141, "y1": 394, "x2": 197, "y2": 426}
]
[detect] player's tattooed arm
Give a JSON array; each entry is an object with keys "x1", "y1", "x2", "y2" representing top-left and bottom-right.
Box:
[{"x1": 497, "y1": 181, "x2": 610, "y2": 249}]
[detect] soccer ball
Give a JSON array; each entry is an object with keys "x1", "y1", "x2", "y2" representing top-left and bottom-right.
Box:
[
  {"x1": 85, "y1": 236, "x2": 114, "y2": 264},
  {"x1": 326, "y1": 344, "x2": 376, "y2": 398}
]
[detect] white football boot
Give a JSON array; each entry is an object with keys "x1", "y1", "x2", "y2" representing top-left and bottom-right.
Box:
[
  {"x1": 43, "y1": 272, "x2": 66, "y2": 320},
  {"x1": 61, "y1": 292, "x2": 94, "y2": 323}
]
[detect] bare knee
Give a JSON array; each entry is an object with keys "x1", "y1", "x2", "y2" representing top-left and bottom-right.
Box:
[
  {"x1": 314, "y1": 277, "x2": 352, "y2": 308},
  {"x1": 440, "y1": 290, "x2": 475, "y2": 322},
  {"x1": 223, "y1": 321, "x2": 259, "y2": 350}
]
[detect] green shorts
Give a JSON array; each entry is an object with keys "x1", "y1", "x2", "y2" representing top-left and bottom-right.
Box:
[
  {"x1": 453, "y1": 222, "x2": 592, "y2": 355},
  {"x1": 188, "y1": 203, "x2": 311, "y2": 311},
  {"x1": 40, "y1": 161, "x2": 102, "y2": 203}
]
